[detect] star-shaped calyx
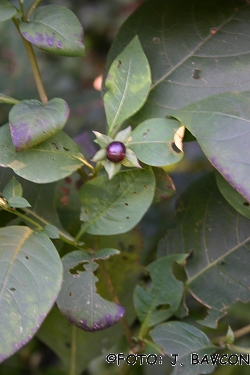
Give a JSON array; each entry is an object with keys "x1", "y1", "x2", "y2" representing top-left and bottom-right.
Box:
[{"x1": 91, "y1": 126, "x2": 141, "y2": 179}]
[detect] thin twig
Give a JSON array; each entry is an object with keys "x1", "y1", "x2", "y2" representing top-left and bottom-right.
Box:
[
  {"x1": 213, "y1": 324, "x2": 250, "y2": 345},
  {"x1": 12, "y1": 18, "x2": 48, "y2": 104},
  {"x1": 25, "y1": 0, "x2": 44, "y2": 20}
]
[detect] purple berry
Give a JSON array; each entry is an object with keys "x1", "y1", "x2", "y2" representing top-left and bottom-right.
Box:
[{"x1": 106, "y1": 141, "x2": 126, "y2": 163}]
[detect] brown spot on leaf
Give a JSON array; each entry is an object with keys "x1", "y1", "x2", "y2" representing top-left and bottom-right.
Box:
[{"x1": 152, "y1": 37, "x2": 161, "y2": 44}]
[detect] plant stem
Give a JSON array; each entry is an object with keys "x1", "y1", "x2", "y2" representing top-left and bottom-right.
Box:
[
  {"x1": 21, "y1": 207, "x2": 81, "y2": 247},
  {"x1": 75, "y1": 156, "x2": 95, "y2": 171},
  {"x1": 98, "y1": 259, "x2": 135, "y2": 350},
  {"x1": 0, "y1": 199, "x2": 80, "y2": 247},
  {"x1": 70, "y1": 325, "x2": 77, "y2": 375},
  {"x1": 0, "y1": 201, "x2": 42, "y2": 230},
  {"x1": 227, "y1": 344, "x2": 250, "y2": 354},
  {"x1": 21, "y1": 37, "x2": 48, "y2": 104},
  {"x1": 213, "y1": 324, "x2": 250, "y2": 345},
  {"x1": 25, "y1": 0, "x2": 44, "y2": 20},
  {"x1": 12, "y1": 18, "x2": 48, "y2": 104},
  {"x1": 18, "y1": 0, "x2": 25, "y2": 20},
  {"x1": 77, "y1": 168, "x2": 89, "y2": 182}
]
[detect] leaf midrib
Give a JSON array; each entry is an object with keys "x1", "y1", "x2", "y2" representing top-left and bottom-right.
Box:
[
  {"x1": 186, "y1": 219, "x2": 250, "y2": 285},
  {"x1": 150, "y1": 6, "x2": 245, "y2": 92},
  {"x1": 82, "y1": 170, "x2": 151, "y2": 232},
  {"x1": 0, "y1": 228, "x2": 33, "y2": 301}
]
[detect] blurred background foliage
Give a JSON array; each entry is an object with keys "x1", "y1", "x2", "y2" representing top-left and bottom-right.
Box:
[{"x1": 1, "y1": 1, "x2": 250, "y2": 375}]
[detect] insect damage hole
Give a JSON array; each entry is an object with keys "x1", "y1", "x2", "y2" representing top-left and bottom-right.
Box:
[
  {"x1": 192, "y1": 68, "x2": 201, "y2": 79},
  {"x1": 171, "y1": 142, "x2": 182, "y2": 153}
]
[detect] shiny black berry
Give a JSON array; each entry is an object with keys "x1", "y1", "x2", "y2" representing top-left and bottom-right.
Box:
[{"x1": 106, "y1": 141, "x2": 126, "y2": 163}]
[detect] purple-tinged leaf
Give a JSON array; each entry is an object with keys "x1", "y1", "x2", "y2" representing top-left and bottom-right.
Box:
[
  {"x1": 57, "y1": 250, "x2": 125, "y2": 332},
  {"x1": 9, "y1": 98, "x2": 69, "y2": 151},
  {"x1": 173, "y1": 91, "x2": 250, "y2": 202},
  {"x1": 0, "y1": 124, "x2": 84, "y2": 183},
  {"x1": 0, "y1": 226, "x2": 62, "y2": 362},
  {"x1": 19, "y1": 5, "x2": 85, "y2": 57}
]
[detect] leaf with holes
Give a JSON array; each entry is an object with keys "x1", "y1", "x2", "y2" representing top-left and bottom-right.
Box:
[
  {"x1": 105, "y1": 0, "x2": 250, "y2": 124},
  {"x1": 0, "y1": 0, "x2": 18, "y2": 22},
  {"x1": 104, "y1": 35, "x2": 151, "y2": 136},
  {"x1": 152, "y1": 167, "x2": 175, "y2": 203},
  {"x1": 158, "y1": 173, "x2": 250, "y2": 328},
  {"x1": 150, "y1": 322, "x2": 216, "y2": 375},
  {"x1": 20, "y1": 5, "x2": 85, "y2": 57},
  {"x1": 9, "y1": 98, "x2": 69, "y2": 151},
  {"x1": 129, "y1": 118, "x2": 183, "y2": 166},
  {"x1": 0, "y1": 124, "x2": 84, "y2": 183},
  {"x1": 134, "y1": 254, "x2": 187, "y2": 334},
  {"x1": 38, "y1": 230, "x2": 143, "y2": 373},
  {"x1": 79, "y1": 167, "x2": 155, "y2": 235},
  {"x1": 0, "y1": 226, "x2": 62, "y2": 362},
  {"x1": 173, "y1": 91, "x2": 250, "y2": 202},
  {"x1": 56, "y1": 250, "x2": 124, "y2": 332}
]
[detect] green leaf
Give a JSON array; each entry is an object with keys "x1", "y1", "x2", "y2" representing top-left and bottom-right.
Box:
[
  {"x1": 173, "y1": 91, "x2": 250, "y2": 202},
  {"x1": 37, "y1": 306, "x2": 125, "y2": 375},
  {"x1": 0, "y1": 0, "x2": 18, "y2": 22},
  {"x1": 19, "y1": 5, "x2": 85, "y2": 57},
  {"x1": 105, "y1": 0, "x2": 250, "y2": 124},
  {"x1": 90, "y1": 248, "x2": 120, "y2": 261},
  {"x1": 38, "y1": 230, "x2": 143, "y2": 374},
  {"x1": 3, "y1": 176, "x2": 23, "y2": 200},
  {"x1": 0, "y1": 93, "x2": 19, "y2": 104},
  {"x1": 150, "y1": 322, "x2": 216, "y2": 375},
  {"x1": 104, "y1": 35, "x2": 151, "y2": 136},
  {"x1": 129, "y1": 118, "x2": 183, "y2": 166},
  {"x1": 8, "y1": 196, "x2": 31, "y2": 208},
  {"x1": 57, "y1": 250, "x2": 124, "y2": 331},
  {"x1": 216, "y1": 171, "x2": 250, "y2": 220},
  {"x1": 226, "y1": 326, "x2": 235, "y2": 345},
  {"x1": 0, "y1": 171, "x2": 74, "y2": 242},
  {"x1": 0, "y1": 124, "x2": 84, "y2": 183},
  {"x1": 0, "y1": 226, "x2": 62, "y2": 362},
  {"x1": 79, "y1": 167, "x2": 155, "y2": 235},
  {"x1": 43, "y1": 224, "x2": 59, "y2": 239},
  {"x1": 9, "y1": 98, "x2": 69, "y2": 151},
  {"x1": 158, "y1": 173, "x2": 250, "y2": 328},
  {"x1": 134, "y1": 254, "x2": 187, "y2": 332},
  {"x1": 153, "y1": 167, "x2": 175, "y2": 203}
]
